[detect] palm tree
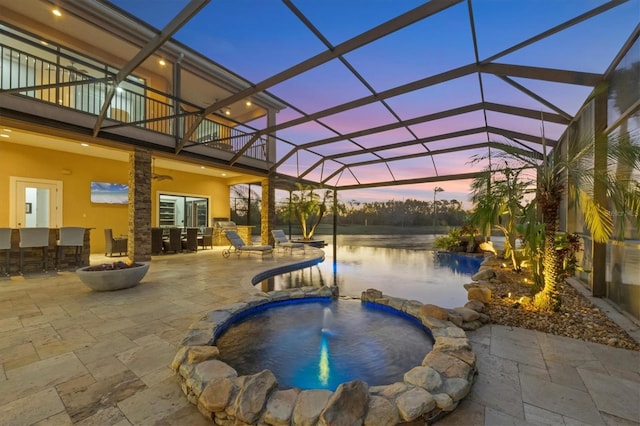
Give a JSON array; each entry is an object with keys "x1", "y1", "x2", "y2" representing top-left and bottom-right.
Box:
[
  {"x1": 283, "y1": 183, "x2": 334, "y2": 240},
  {"x1": 469, "y1": 163, "x2": 532, "y2": 271},
  {"x1": 488, "y1": 128, "x2": 640, "y2": 311}
]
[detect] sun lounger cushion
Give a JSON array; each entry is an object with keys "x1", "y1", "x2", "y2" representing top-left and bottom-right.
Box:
[{"x1": 223, "y1": 230, "x2": 272, "y2": 257}]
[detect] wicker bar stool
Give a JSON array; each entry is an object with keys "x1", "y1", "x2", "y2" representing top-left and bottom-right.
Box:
[
  {"x1": 0, "y1": 228, "x2": 11, "y2": 276},
  {"x1": 56, "y1": 227, "x2": 85, "y2": 270},
  {"x1": 19, "y1": 228, "x2": 50, "y2": 274}
]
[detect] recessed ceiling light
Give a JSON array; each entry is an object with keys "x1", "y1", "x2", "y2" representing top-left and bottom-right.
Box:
[
  {"x1": 52, "y1": 9, "x2": 62, "y2": 17},
  {"x1": 246, "y1": 101, "x2": 252, "y2": 107},
  {"x1": 0, "y1": 134, "x2": 9, "y2": 138},
  {"x1": 224, "y1": 109, "x2": 231, "y2": 116},
  {"x1": 158, "y1": 59, "x2": 166, "y2": 66},
  {"x1": 81, "y1": 143, "x2": 89, "y2": 147},
  {"x1": 221, "y1": 173, "x2": 227, "y2": 177},
  {"x1": 40, "y1": 40, "x2": 48, "y2": 46},
  {"x1": 200, "y1": 166, "x2": 205, "y2": 169},
  {"x1": 2, "y1": 128, "x2": 12, "y2": 132}
]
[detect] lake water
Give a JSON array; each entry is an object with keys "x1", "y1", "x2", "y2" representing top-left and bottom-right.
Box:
[{"x1": 257, "y1": 234, "x2": 483, "y2": 309}]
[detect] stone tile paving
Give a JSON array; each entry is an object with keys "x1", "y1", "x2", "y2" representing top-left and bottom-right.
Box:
[{"x1": 0, "y1": 247, "x2": 638, "y2": 425}]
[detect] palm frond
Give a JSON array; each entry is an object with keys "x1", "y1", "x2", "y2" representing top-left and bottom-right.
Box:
[{"x1": 577, "y1": 188, "x2": 613, "y2": 243}]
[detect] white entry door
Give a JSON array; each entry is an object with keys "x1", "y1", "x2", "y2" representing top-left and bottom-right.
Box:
[{"x1": 10, "y1": 177, "x2": 63, "y2": 228}]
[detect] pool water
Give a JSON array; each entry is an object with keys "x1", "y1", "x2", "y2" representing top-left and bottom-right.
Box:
[
  {"x1": 258, "y1": 234, "x2": 483, "y2": 308},
  {"x1": 215, "y1": 299, "x2": 434, "y2": 391}
]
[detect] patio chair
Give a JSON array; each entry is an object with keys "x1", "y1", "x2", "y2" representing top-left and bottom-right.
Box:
[
  {"x1": 199, "y1": 227, "x2": 213, "y2": 250},
  {"x1": 222, "y1": 229, "x2": 273, "y2": 258},
  {"x1": 104, "y1": 228, "x2": 127, "y2": 257},
  {"x1": 182, "y1": 227, "x2": 198, "y2": 252},
  {"x1": 271, "y1": 229, "x2": 305, "y2": 254},
  {"x1": 151, "y1": 227, "x2": 164, "y2": 255},
  {"x1": 163, "y1": 227, "x2": 182, "y2": 254}
]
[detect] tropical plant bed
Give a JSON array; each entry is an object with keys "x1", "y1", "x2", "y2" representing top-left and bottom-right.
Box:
[{"x1": 480, "y1": 257, "x2": 640, "y2": 351}]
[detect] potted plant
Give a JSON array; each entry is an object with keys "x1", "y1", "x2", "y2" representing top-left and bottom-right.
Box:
[{"x1": 76, "y1": 260, "x2": 150, "y2": 291}]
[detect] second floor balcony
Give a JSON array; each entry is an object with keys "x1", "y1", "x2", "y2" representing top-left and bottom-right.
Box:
[{"x1": 0, "y1": 23, "x2": 275, "y2": 166}]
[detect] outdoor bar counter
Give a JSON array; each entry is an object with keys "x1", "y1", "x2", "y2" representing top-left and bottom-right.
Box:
[{"x1": 2, "y1": 228, "x2": 91, "y2": 275}]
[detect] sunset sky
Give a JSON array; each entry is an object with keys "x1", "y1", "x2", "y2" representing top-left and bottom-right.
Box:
[{"x1": 110, "y1": 0, "x2": 639, "y2": 207}]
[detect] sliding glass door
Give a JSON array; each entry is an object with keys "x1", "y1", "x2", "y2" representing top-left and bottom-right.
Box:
[{"x1": 158, "y1": 194, "x2": 209, "y2": 228}]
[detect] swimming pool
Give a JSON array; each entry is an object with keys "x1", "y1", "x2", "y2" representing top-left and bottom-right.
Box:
[
  {"x1": 215, "y1": 298, "x2": 434, "y2": 390},
  {"x1": 257, "y1": 234, "x2": 483, "y2": 308}
]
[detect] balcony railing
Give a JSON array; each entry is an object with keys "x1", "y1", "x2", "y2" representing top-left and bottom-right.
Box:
[{"x1": 0, "y1": 32, "x2": 267, "y2": 162}]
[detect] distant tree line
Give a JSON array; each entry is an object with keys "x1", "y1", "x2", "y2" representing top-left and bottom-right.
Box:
[
  {"x1": 230, "y1": 185, "x2": 469, "y2": 229},
  {"x1": 334, "y1": 198, "x2": 467, "y2": 227}
]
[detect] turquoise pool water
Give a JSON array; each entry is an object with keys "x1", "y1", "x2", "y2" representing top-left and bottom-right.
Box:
[{"x1": 215, "y1": 298, "x2": 434, "y2": 391}]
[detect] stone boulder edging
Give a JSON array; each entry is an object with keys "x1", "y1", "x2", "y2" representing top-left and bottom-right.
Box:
[{"x1": 172, "y1": 286, "x2": 482, "y2": 425}]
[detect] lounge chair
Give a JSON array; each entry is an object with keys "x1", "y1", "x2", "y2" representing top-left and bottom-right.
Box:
[
  {"x1": 222, "y1": 230, "x2": 273, "y2": 258},
  {"x1": 271, "y1": 229, "x2": 305, "y2": 254}
]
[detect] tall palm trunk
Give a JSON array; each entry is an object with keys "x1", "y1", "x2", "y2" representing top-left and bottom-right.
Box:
[{"x1": 534, "y1": 186, "x2": 563, "y2": 311}]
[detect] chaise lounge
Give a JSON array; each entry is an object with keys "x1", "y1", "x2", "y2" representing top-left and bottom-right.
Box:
[
  {"x1": 222, "y1": 230, "x2": 273, "y2": 258},
  {"x1": 271, "y1": 229, "x2": 305, "y2": 254}
]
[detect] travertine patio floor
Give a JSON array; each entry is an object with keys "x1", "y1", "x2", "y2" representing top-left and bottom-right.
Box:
[{"x1": 0, "y1": 247, "x2": 638, "y2": 425}]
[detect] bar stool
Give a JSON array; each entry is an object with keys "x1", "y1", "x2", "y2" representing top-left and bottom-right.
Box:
[
  {"x1": 0, "y1": 228, "x2": 11, "y2": 276},
  {"x1": 19, "y1": 228, "x2": 50, "y2": 274},
  {"x1": 56, "y1": 227, "x2": 85, "y2": 270}
]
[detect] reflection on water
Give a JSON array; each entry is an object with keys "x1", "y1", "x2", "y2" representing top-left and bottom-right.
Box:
[{"x1": 258, "y1": 234, "x2": 482, "y2": 308}]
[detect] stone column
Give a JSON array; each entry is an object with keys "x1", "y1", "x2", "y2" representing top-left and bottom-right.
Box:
[
  {"x1": 128, "y1": 148, "x2": 152, "y2": 262},
  {"x1": 261, "y1": 175, "x2": 275, "y2": 246}
]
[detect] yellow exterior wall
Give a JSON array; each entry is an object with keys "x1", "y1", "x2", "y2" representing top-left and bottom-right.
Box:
[{"x1": 1, "y1": 142, "x2": 232, "y2": 254}]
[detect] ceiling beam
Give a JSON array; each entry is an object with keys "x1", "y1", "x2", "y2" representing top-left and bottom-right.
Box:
[
  {"x1": 176, "y1": 0, "x2": 464, "y2": 154},
  {"x1": 480, "y1": 63, "x2": 602, "y2": 86},
  {"x1": 487, "y1": 126, "x2": 555, "y2": 146},
  {"x1": 275, "y1": 100, "x2": 563, "y2": 172},
  {"x1": 483, "y1": 102, "x2": 569, "y2": 124},
  {"x1": 334, "y1": 171, "x2": 482, "y2": 191},
  {"x1": 273, "y1": 104, "x2": 486, "y2": 171},
  {"x1": 299, "y1": 127, "x2": 492, "y2": 178},
  {"x1": 482, "y1": 0, "x2": 629, "y2": 64},
  {"x1": 318, "y1": 141, "x2": 542, "y2": 184},
  {"x1": 497, "y1": 76, "x2": 573, "y2": 120},
  {"x1": 228, "y1": 63, "x2": 479, "y2": 162}
]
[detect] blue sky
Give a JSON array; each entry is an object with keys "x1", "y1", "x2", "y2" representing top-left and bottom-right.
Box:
[{"x1": 110, "y1": 0, "x2": 639, "y2": 206}]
